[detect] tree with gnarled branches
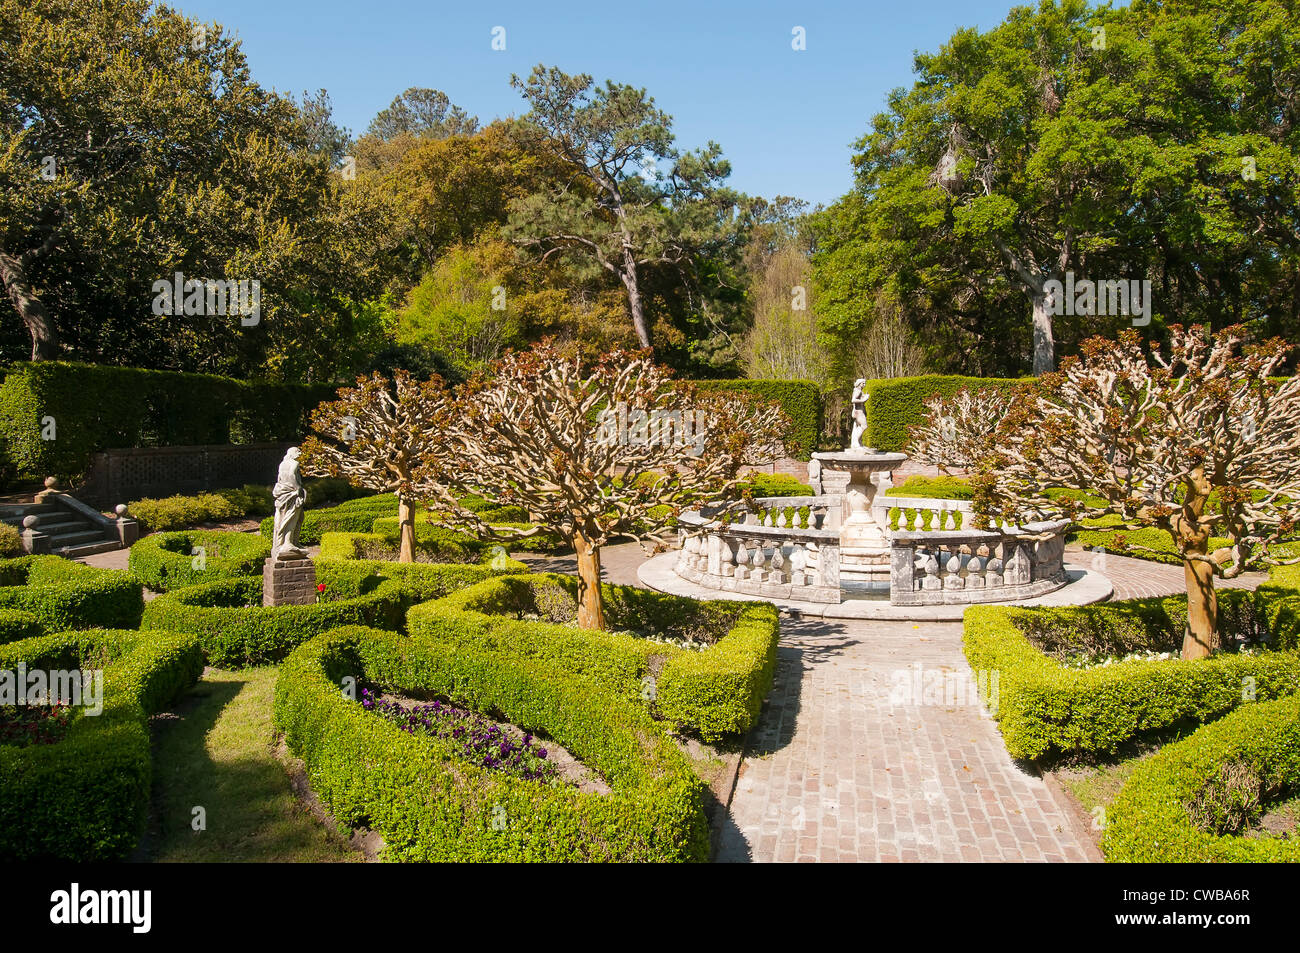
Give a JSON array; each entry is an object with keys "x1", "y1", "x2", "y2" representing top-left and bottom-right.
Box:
[
  {"x1": 300, "y1": 370, "x2": 454, "y2": 563},
  {"x1": 909, "y1": 386, "x2": 1016, "y2": 474},
  {"x1": 440, "y1": 343, "x2": 790, "y2": 630},
  {"x1": 911, "y1": 326, "x2": 1300, "y2": 660}
]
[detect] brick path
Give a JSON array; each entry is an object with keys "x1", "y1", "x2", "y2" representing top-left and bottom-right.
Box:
[
  {"x1": 713, "y1": 547, "x2": 1268, "y2": 863},
  {"x1": 714, "y1": 617, "x2": 1093, "y2": 862}
]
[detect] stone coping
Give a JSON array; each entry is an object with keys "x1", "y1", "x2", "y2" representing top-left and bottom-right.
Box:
[{"x1": 637, "y1": 550, "x2": 1113, "y2": 621}]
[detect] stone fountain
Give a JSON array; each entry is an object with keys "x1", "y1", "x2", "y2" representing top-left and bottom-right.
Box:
[{"x1": 641, "y1": 377, "x2": 1090, "y2": 618}]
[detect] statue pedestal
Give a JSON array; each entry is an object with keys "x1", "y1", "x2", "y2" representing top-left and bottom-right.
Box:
[{"x1": 263, "y1": 554, "x2": 317, "y2": 607}]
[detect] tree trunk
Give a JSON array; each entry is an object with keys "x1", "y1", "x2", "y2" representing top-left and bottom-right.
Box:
[
  {"x1": 0, "y1": 249, "x2": 58, "y2": 360},
  {"x1": 620, "y1": 248, "x2": 652, "y2": 350},
  {"x1": 1177, "y1": 467, "x2": 1217, "y2": 660},
  {"x1": 1181, "y1": 548, "x2": 1219, "y2": 660},
  {"x1": 397, "y1": 495, "x2": 416, "y2": 564},
  {"x1": 1031, "y1": 289, "x2": 1055, "y2": 376},
  {"x1": 573, "y1": 530, "x2": 606, "y2": 630}
]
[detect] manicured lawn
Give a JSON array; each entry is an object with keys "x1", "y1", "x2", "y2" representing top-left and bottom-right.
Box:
[{"x1": 146, "y1": 667, "x2": 360, "y2": 863}]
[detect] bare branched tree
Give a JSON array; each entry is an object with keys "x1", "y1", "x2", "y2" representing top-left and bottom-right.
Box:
[
  {"x1": 915, "y1": 326, "x2": 1300, "y2": 659},
  {"x1": 443, "y1": 343, "x2": 790, "y2": 629},
  {"x1": 908, "y1": 387, "x2": 1014, "y2": 473},
  {"x1": 300, "y1": 371, "x2": 454, "y2": 563}
]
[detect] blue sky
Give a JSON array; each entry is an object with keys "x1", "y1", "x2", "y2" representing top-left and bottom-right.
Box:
[{"x1": 174, "y1": 0, "x2": 1035, "y2": 207}]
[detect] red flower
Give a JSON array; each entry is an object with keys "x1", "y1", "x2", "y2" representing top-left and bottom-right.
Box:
[{"x1": 317, "y1": 583, "x2": 327, "y2": 592}]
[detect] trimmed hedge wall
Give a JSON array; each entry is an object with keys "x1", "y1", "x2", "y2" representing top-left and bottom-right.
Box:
[
  {"x1": 273, "y1": 625, "x2": 710, "y2": 861},
  {"x1": 0, "y1": 556, "x2": 143, "y2": 631},
  {"x1": 0, "y1": 361, "x2": 337, "y2": 480},
  {"x1": 963, "y1": 590, "x2": 1300, "y2": 761},
  {"x1": 139, "y1": 575, "x2": 410, "y2": 667},
  {"x1": 407, "y1": 573, "x2": 781, "y2": 741},
  {"x1": 0, "y1": 609, "x2": 43, "y2": 645},
  {"x1": 1103, "y1": 695, "x2": 1300, "y2": 862},
  {"x1": 128, "y1": 530, "x2": 270, "y2": 591},
  {"x1": 0, "y1": 628, "x2": 204, "y2": 860},
  {"x1": 692, "y1": 379, "x2": 821, "y2": 458},
  {"x1": 859, "y1": 375, "x2": 1026, "y2": 452}
]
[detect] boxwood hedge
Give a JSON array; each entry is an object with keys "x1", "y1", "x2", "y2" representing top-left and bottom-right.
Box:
[
  {"x1": 314, "y1": 545, "x2": 526, "y2": 597},
  {"x1": 0, "y1": 609, "x2": 43, "y2": 646},
  {"x1": 128, "y1": 530, "x2": 270, "y2": 591},
  {"x1": 963, "y1": 589, "x2": 1300, "y2": 761},
  {"x1": 692, "y1": 378, "x2": 821, "y2": 458},
  {"x1": 860, "y1": 374, "x2": 1026, "y2": 452},
  {"x1": 1103, "y1": 694, "x2": 1300, "y2": 862},
  {"x1": 139, "y1": 575, "x2": 411, "y2": 667},
  {"x1": 0, "y1": 627, "x2": 204, "y2": 860},
  {"x1": 0, "y1": 556, "x2": 143, "y2": 631},
  {"x1": 273, "y1": 625, "x2": 710, "y2": 861},
  {"x1": 407, "y1": 573, "x2": 780, "y2": 742}
]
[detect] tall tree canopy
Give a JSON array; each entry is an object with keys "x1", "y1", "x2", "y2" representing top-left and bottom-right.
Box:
[
  {"x1": 505, "y1": 65, "x2": 741, "y2": 352},
  {"x1": 0, "y1": 0, "x2": 394, "y2": 377},
  {"x1": 814, "y1": 0, "x2": 1300, "y2": 379}
]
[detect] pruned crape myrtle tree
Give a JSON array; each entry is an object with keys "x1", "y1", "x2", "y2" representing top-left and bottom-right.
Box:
[
  {"x1": 444, "y1": 343, "x2": 790, "y2": 630},
  {"x1": 909, "y1": 386, "x2": 1015, "y2": 474},
  {"x1": 300, "y1": 371, "x2": 453, "y2": 563},
  {"x1": 911, "y1": 326, "x2": 1300, "y2": 660}
]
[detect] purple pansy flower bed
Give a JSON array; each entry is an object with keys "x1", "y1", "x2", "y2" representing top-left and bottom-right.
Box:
[{"x1": 360, "y1": 687, "x2": 561, "y2": 783}]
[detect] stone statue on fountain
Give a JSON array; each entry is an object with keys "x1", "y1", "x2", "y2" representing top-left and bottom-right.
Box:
[{"x1": 849, "y1": 378, "x2": 870, "y2": 452}]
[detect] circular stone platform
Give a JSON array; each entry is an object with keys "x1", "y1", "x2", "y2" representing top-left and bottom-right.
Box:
[{"x1": 636, "y1": 550, "x2": 1113, "y2": 621}]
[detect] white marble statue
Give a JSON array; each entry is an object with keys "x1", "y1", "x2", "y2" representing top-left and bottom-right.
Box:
[
  {"x1": 849, "y1": 378, "x2": 869, "y2": 451},
  {"x1": 271, "y1": 446, "x2": 307, "y2": 559}
]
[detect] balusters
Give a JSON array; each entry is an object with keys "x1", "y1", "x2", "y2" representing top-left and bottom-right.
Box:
[
  {"x1": 733, "y1": 541, "x2": 749, "y2": 581},
  {"x1": 769, "y1": 545, "x2": 787, "y2": 585},
  {"x1": 719, "y1": 540, "x2": 736, "y2": 578},
  {"x1": 789, "y1": 546, "x2": 808, "y2": 587}
]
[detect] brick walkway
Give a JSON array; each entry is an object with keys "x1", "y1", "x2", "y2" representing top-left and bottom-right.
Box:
[
  {"x1": 714, "y1": 617, "x2": 1093, "y2": 862},
  {"x1": 712, "y1": 547, "x2": 1268, "y2": 863}
]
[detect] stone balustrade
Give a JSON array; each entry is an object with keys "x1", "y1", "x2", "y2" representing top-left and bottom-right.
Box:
[
  {"x1": 675, "y1": 497, "x2": 1071, "y2": 607},
  {"x1": 675, "y1": 502, "x2": 842, "y2": 603},
  {"x1": 889, "y1": 519, "x2": 1070, "y2": 606}
]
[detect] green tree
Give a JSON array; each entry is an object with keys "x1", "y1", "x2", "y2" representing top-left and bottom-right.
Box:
[
  {"x1": 505, "y1": 65, "x2": 739, "y2": 350},
  {"x1": 395, "y1": 236, "x2": 523, "y2": 376},
  {"x1": 814, "y1": 0, "x2": 1300, "y2": 376},
  {"x1": 0, "y1": 0, "x2": 392, "y2": 378}
]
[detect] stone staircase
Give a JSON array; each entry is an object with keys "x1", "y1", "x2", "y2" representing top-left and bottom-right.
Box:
[{"x1": 0, "y1": 488, "x2": 137, "y2": 558}]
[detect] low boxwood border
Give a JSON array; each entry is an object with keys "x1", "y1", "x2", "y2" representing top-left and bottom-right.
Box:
[
  {"x1": 128, "y1": 530, "x2": 270, "y2": 591},
  {"x1": 313, "y1": 548, "x2": 526, "y2": 600},
  {"x1": 1103, "y1": 695, "x2": 1300, "y2": 862},
  {"x1": 0, "y1": 609, "x2": 43, "y2": 646},
  {"x1": 140, "y1": 575, "x2": 411, "y2": 667},
  {"x1": 407, "y1": 573, "x2": 780, "y2": 742},
  {"x1": 0, "y1": 556, "x2": 143, "y2": 631},
  {"x1": 321, "y1": 527, "x2": 489, "y2": 564},
  {"x1": 370, "y1": 515, "x2": 569, "y2": 555},
  {"x1": 963, "y1": 590, "x2": 1300, "y2": 762},
  {"x1": 0, "y1": 627, "x2": 204, "y2": 860},
  {"x1": 273, "y1": 625, "x2": 709, "y2": 861}
]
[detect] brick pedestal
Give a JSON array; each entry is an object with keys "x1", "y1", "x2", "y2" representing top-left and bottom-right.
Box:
[{"x1": 263, "y1": 555, "x2": 317, "y2": 606}]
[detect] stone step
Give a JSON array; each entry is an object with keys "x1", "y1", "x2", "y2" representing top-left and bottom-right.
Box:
[
  {"x1": 45, "y1": 529, "x2": 112, "y2": 548},
  {"x1": 54, "y1": 539, "x2": 124, "y2": 558},
  {"x1": 28, "y1": 517, "x2": 95, "y2": 535}
]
